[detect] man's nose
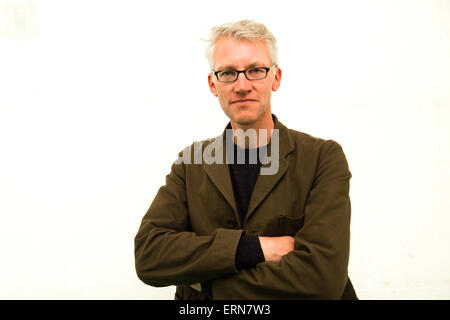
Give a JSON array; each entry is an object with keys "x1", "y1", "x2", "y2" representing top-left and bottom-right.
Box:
[{"x1": 233, "y1": 72, "x2": 252, "y2": 93}]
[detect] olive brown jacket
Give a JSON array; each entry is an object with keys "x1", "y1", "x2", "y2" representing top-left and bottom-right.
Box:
[{"x1": 134, "y1": 115, "x2": 357, "y2": 299}]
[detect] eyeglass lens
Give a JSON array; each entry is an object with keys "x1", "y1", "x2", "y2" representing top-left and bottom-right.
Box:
[{"x1": 218, "y1": 67, "x2": 268, "y2": 82}]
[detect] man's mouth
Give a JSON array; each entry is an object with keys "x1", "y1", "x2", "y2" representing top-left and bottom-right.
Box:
[{"x1": 231, "y1": 99, "x2": 257, "y2": 104}]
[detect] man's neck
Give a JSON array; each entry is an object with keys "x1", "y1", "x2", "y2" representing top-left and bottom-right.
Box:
[{"x1": 230, "y1": 113, "x2": 274, "y2": 149}]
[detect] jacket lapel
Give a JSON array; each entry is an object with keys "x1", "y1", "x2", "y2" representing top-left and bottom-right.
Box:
[
  {"x1": 202, "y1": 115, "x2": 295, "y2": 228},
  {"x1": 244, "y1": 158, "x2": 289, "y2": 226},
  {"x1": 202, "y1": 135, "x2": 241, "y2": 225},
  {"x1": 244, "y1": 116, "x2": 295, "y2": 225}
]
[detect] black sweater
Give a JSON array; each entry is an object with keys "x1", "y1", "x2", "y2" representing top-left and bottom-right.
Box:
[{"x1": 228, "y1": 142, "x2": 266, "y2": 270}]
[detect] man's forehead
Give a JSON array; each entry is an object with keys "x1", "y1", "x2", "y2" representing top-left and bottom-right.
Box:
[
  {"x1": 215, "y1": 61, "x2": 269, "y2": 70},
  {"x1": 213, "y1": 37, "x2": 272, "y2": 70}
]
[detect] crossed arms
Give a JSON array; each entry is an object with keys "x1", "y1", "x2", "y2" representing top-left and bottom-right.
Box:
[{"x1": 134, "y1": 140, "x2": 352, "y2": 299}]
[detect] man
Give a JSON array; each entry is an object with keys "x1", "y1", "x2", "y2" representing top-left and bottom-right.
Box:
[{"x1": 134, "y1": 20, "x2": 357, "y2": 299}]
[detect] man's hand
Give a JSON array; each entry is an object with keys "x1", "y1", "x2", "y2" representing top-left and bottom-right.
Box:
[
  {"x1": 190, "y1": 236, "x2": 294, "y2": 292},
  {"x1": 259, "y1": 236, "x2": 295, "y2": 262}
]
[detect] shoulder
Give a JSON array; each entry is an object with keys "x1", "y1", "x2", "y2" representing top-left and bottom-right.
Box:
[
  {"x1": 174, "y1": 135, "x2": 221, "y2": 165},
  {"x1": 287, "y1": 128, "x2": 344, "y2": 156},
  {"x1": 284, "y1": 128, "x2": 351, "y2": 180}
]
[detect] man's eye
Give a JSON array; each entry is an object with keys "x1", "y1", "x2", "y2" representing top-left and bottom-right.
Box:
[
  {"x1": 248, "y1": 68, "x2": 264, "y2": 74},
  {"x1": 220, "y1": 71, "x2": 236, "y2": 77}
]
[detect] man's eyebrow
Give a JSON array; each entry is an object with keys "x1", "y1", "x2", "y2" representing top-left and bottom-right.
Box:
[{"x1": 216, "y1": 62, "x2": 269, "y2": 70}]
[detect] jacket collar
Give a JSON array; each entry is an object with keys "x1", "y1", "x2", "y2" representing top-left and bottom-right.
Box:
[{"x1": 203, "y1": 114, "x2": 295, "y2": 227}]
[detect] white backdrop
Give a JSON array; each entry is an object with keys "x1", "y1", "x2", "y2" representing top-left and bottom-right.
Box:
[{"x1": 0, "y1": 0, "x2": 449, "y2": 299}]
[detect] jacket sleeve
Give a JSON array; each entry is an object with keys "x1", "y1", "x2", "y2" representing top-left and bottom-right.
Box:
[
  {"x1": 134, "y1": 158, "x2": 243, "y2": 287},
  {"x1": 211, "y1": 140, "x2": 352, "y2": 299}
]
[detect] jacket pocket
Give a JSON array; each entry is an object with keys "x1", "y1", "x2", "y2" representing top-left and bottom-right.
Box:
[{"x1": 278, "y1": 215, "x2": 305, "y2": 237}]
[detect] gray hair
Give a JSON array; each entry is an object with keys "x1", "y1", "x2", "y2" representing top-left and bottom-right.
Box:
[{"x1": 205, "y1": 20, "x2": 278, "y2": 70}]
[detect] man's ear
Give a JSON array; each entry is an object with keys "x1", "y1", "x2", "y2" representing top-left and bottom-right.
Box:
[
  {"x1": 208, "y1": 73, "x2": 218, "y2": 97},
  {"x1": 272, "y1": 66, "x2": 282, "y2": 92}
]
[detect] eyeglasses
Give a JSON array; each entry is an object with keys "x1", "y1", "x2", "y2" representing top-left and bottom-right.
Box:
[{"x1": 212, "y1": 64, "x2": 277, "y2": 83}]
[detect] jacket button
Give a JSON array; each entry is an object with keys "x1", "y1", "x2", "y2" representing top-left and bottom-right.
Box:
[{"x1": 226, "y1": 219, "x2": 236, "y2": 228}]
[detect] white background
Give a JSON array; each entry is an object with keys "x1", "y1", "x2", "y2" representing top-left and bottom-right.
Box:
[{"x1": 0, "y1": 0, "x2": 449, "y2": 299}]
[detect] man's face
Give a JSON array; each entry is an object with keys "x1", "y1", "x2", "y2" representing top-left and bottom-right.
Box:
[{"x1": 208, "y1": 36, "x2": 282, "y2": 128}]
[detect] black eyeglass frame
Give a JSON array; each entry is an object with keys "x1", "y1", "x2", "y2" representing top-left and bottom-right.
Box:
[{"x1": 212, "y1": 64, "x2": 277, "y2": 83}]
